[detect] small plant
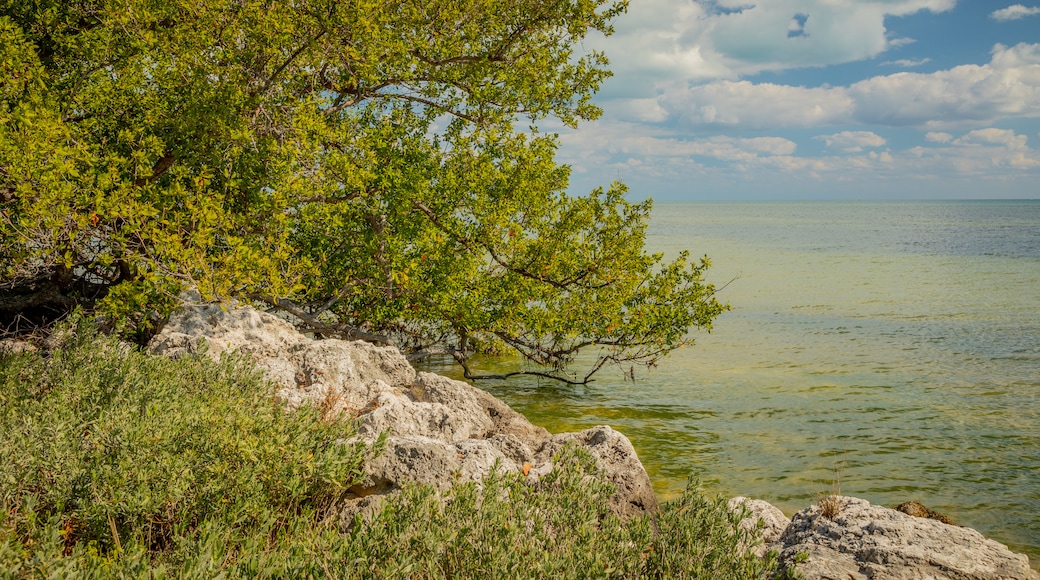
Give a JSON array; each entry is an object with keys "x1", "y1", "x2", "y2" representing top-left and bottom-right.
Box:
[
  {"x1": 815, "y1": 455, "x2": 847, "y2": 519},
  {"x1": 318, "y1": 385, "x2": 350, "y2": 422},
  {"x1": 818, "y1": 493, "x2": 842, "y2": 519}
]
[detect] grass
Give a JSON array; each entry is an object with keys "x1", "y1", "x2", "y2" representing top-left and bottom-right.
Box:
[
  {"x1": 1, "y1": 318, "x2": 787, "y2": 578},
  {"x1": 815, "y1": 455, "x2": 847, "y2": 519}
]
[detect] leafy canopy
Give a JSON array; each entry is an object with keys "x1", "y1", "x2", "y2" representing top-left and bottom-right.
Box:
[{"x1": 0, "y1": 0, "x2": 727, "y2": 382}]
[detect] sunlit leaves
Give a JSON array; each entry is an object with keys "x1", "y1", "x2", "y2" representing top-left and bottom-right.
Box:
[{"x1": 1, "y1": 0, "x2": 724, "y2": 381}]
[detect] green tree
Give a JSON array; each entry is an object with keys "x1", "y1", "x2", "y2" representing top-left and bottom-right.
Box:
[{"x1": 0, "y1": 0, "x2": 726, "y2": 382}]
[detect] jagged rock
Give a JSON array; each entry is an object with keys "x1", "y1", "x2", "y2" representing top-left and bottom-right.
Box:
[
  {"x1": 774, "y1": 495, "x2": 1037, "y2": 580},
  {"x1": 728, "y1": 496, "x2": 790, "y2": 558},
  {"x1": 535, "y1": 425, "x2": 659, "y2": 518},
  {"x1": 351, "y1": 435, "x2": 528, "y2": 494},
  {"x1": 149, "y1": 301, "x2": 656, "y2": 521},
  {"x1": 149, "y1": 302, "x2": 414, "y2": 403}
]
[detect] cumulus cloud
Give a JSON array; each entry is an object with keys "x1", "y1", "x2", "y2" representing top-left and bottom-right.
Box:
[
  {"x1": 847, "y1": 43, "x2": 1040, "y2": 128},
  {"x1": 653, "y1": 43, "x2": 1040, "y2": 130},
  {"x1": 922, "y1": 129, "x2": 1040, "y2": 171},
  {"x1": 560, "y1": 121, "x2": 799, "y2": 164},
  {"x1": 952, "y1": 128, "x2": 1028, "y2": 148},
  {"x1": 888, "y1": 37, "x2": 917, "y2": 48},
  {"x1": 816, "y1": 131, "x2": 887, "y2": 151},
  {"x1": 706, "y1": 0, "x2": 953, "y2": 74},
  {"x1": 558, "y1": 1, "x2": 1039, "y2": 198},
  {"x1": 990, "y1": 4, "x2": 1040, "y2": 21},
  {"x1": 593, "y1": 0, "x2": 955, "y2": 95},
  {"x1": 560, "y1": 119, "x2": 1040, "y2": 197},
  {"x1": 658, "y1": 81, "x2": 854, "y2": 129},
  {"x1": 607, "y1": 98, "x2": 670, "y2": 123}
]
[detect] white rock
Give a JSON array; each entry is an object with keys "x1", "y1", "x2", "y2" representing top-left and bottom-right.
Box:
[
  {"x1": 728, "y1": 496, "x2": 790, "y2": 558},
  {"x1": 149, "y1": 302, "x2": 659, "y2": 521},
  {"x1": 536, "y1": 425, "x2": 660, "y2": 519},
  {"x1": 775, "y1": 496, "x2": 1037, "y2": 580}
]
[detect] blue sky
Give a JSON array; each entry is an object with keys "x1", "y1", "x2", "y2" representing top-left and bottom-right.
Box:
[{"x1": 555, "y1": 0, "x2": 1040, "y2": 200}]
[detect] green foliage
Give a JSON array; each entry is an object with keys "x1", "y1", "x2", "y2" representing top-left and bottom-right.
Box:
[
  {"x1": 0, "y1": 0, "x2": 725, "y2": 381},
  {"x1": 339, "y1": 448, "x2": 784, "y2": 579},
  {"x1": 1, "y1": 326, "x2": 782, "y2": 578},
  {"x1": 0, "y1": 318, "x2": 369, "y2": 575}
]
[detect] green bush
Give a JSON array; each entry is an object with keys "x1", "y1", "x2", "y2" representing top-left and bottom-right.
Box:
[
  {"x1": 0, "y1": 318, "x2": 370, "y2": 576},
  {"x1": 336, "y1": 448, "x2": 786, "y2": 579},
  {"x1": 1, "y1": 324, "x2": 783, "y2": 578}
]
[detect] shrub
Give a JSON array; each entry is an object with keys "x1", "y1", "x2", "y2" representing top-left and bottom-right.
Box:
[
  {"x1": 1, "y1": 323, "x2": 782, "y2": 578},
  {"x1": 335, "y1": 450, "x2": 785, "y2": 579},
  {"x1": 0, "y1": 318, "x2": 369, "y2": 575}
]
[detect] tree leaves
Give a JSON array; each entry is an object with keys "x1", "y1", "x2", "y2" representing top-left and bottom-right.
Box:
[{"x1": 1, "y1": 0, "x2": 725, "y2": 382}]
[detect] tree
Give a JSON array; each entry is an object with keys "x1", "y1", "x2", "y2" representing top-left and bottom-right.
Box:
[{"x1": 0, "y1": 0, "x2": 727, "y2": 382}]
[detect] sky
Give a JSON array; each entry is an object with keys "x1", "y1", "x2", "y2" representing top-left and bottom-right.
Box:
[{"x1": 554, "y1": 0, "x2": 1040, "y2": 200}]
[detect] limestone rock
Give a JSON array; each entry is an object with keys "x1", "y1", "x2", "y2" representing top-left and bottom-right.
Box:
[
  {"x1": 775, "y1": 495, "x2": 1037, "y2": 580},
  {"x1": 150, "y1": 302, "x2": 415, "y2": 401},
  {"x1": 536, "y1": 425, "x2": 659, "y2": 518},
  {"x1": 149, "y1": 301, "x2": 657, "y2": 521},
  {"x1": 727, "y1": 496, "x2": 790, "y2": 558}
]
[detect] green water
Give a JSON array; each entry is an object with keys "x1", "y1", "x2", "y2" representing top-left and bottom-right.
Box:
[{"x1": 421, "y1": 201, "x2": 1040, "y2": 565}]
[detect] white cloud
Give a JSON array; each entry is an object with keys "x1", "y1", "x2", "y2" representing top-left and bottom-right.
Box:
[
  {"x1": 990, "y1": 4, "x2": 1040, "y2": 21},
  {"x1": 926, "y1": 129, "x2": 1040, "y2": 171},
  {"x1": 607, "y1": 98, "x2": 670, "y2": 123},
  {"x1": 881, "y1": 58, "x2": 932, "y2": 67},
  {"x1": 706, "y1": 0, "x2": 953, "y2": 75},
  {"x1": 658, "y1": 81, "x2": 854, "y2": 129},
  {"x1": 652, "y1": 43, "x2": 1040, "y2": 130},
  {"x1": 560, "y1": 122, "x2": 799, "y2": 165},
  {"x1": 816, "y1": 131, "x2": 887, "y2": 152},
  {"x1": 848, "y1": 43, "x2": 1040, "y2": 128},
  {"x1": 869, "y1": 150, "x2": 894, "y2": 163},
  {"x1": 888, "y1": 37, "x2": 917, "y2": 48},
  {"x1": 594, "y1": 0, "x2": 955, "y2": 95},
  {"x1": 952, "y1": 128, "x2": 1028, "y2": 148},
  {"x1": 558, "y1": 2, "x2": 1040, "y2": 198},
  {"x1": 559, "y1": 116, "x2": 1040, "y2": 198}
]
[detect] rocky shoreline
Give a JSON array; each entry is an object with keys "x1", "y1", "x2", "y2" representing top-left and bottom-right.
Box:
[{"x1": 147, "y1": 301, "x2": 1038, "y2": 579}]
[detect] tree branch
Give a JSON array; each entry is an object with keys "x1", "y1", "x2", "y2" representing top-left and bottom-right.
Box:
[
  {"x1": 258, "y1": 29, "x2": 328, "y2": 96},
  {"x1": 133, "y1": 153, "x2": 176, "y2": 187},
  {"x1": 371, "y1": 93, "x2": 478, "y2": 123},
  {"x1": 452, "y1": 350, "x2": 589, "y2": 385},
  {"x1": 247, "y1": 293, "x2": 394, "y2": 345}
]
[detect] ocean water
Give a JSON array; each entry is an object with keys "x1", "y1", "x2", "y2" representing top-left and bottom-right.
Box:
[{"x1": 422, "y1": 200, "x2": 1040, "y2": 565}]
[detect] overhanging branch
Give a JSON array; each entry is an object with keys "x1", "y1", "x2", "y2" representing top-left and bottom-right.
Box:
[
  {"x1": 452, "y1": 350, "x2": 589, "y2": 385},
  {"x1": 248, "y1": 293, "x2": 393, "y2": 345}
]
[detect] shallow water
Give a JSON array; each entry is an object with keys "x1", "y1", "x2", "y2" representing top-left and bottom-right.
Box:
[{"x1": 420, "y1": 200, "x2": 1040, "y2": 565}]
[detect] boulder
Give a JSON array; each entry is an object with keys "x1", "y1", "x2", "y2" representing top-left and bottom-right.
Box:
[
  {"x1": 727, "y1": 496, "x2": 790, "y2": 558},
  {"x1": 535, "y1": 425, "x2": 659, "y2": 518},
  {"x1": 149, "y1": 301, "x2": 657, "y2": 520},
  {"x1": 773, "y1": 495, "x2": 1038, "y2": 580}
]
